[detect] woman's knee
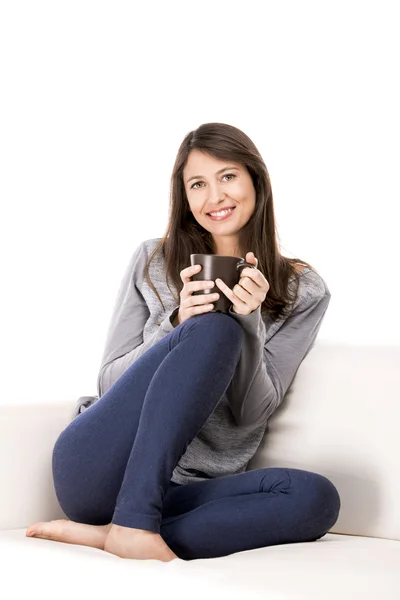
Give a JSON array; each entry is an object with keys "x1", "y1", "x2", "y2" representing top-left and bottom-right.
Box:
[
  {"x1": 189, "y1": 312, "x2": 243, "y2": 346},
  {"x1": 289, "y1": 468, "x2": 341, "y2": 530},
  {"x1": 315, "y1": 473, "x2": 340, "y2": 528}
]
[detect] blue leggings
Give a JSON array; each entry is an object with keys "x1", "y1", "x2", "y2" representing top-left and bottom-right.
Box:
[{"x1": 52, "y1": 312, "x2": 340, "y2": 561}]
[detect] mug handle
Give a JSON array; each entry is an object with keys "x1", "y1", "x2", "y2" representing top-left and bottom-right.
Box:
[{"x1": 236, "y1": 260, "x2": 256, "y2": 273}]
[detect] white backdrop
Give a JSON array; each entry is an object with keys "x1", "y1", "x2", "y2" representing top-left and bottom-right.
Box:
[{"x1": 1, "y1": 0, "x2": 398, "y2": 405}]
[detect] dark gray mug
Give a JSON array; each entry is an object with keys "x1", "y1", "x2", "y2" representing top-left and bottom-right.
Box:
[{"x1": 190, "y1": 254, "x2": 256, "y2": 313}]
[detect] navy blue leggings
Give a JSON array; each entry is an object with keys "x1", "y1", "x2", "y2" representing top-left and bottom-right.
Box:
[{"x1": 52, "y1": 312, "x2": 340, "y2": 561}]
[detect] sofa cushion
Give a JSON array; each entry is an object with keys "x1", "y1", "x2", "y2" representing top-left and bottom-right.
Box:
[
  {"x1": 1, "y1": 530, "x2": 399, "y2": 599},
  {"x1": 248, "y1": 342, "x2": 400, "y2": 541}
]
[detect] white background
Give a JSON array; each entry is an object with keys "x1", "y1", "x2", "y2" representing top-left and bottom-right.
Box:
[{"x1": 1, "y1": 1, "x2": 398, "y2": 405}]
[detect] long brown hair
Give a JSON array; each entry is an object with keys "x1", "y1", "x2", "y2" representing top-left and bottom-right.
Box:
[{"x1": 144, "y1": 122, "x2": 317, "y2": 323}]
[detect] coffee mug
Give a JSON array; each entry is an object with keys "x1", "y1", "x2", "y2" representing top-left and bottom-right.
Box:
[{"x1": 190, "y1": 254, "x2": 256, "y2": 313}]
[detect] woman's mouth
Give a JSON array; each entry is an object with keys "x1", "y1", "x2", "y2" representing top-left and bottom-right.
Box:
[{"x1": 207, "y1": 206, "x2": 236, "y2": 221}]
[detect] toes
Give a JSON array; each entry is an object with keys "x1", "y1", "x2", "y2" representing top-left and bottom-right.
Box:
[
  {"x1": 26, "y1": 522, "x2": 43, "y2": 536},
  {"x1": 26, "y1": 521, "x2": 63, "y2": 540},
  {"x1": 26, "y1": 519, "x2": 69, "y2": 537}
]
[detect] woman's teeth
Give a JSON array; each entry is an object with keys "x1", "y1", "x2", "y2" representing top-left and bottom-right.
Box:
[{"x1": 208, "y1": 207, "x2": 235, "y2": 218}]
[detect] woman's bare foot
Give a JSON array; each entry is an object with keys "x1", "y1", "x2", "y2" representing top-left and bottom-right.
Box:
[
  {"x1": 26, "y1": 519, "x2": 112, "y2": 550},
  {"x1": 104, "y1": 524, "x2": 179, "y2": 561}
]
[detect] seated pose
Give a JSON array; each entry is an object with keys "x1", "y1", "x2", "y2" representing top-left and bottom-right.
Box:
[{"x1": 26, "y1": 122, "x2": 340, "y2": 562}]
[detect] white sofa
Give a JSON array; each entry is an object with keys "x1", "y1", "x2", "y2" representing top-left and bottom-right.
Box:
[{"x1": 1, "y1": 341, "x2": 399, "y2": 600}]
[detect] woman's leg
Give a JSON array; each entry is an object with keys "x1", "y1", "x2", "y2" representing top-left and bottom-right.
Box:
[
  {"x1": 52, "y1": 312, "x2": 243, "y2": 531},
  {"x1": 160, "y1": 467, "x2": 341, "y2": 560}
]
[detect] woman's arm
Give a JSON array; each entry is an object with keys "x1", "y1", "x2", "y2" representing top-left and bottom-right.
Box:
[
  {"x1": 95, "y1": 242, "x2": 178, "y2": 398},
  {"x1": 225, "y1": 271, "x2": 331, "y2": 427}
]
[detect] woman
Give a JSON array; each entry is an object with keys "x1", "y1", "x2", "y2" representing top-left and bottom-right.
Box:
[{"x1": 26, "y1": 122, "x2": 340, "y2": 562}]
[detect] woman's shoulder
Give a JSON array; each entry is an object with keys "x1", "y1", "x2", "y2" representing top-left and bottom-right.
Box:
[
  {"x1": 131, "y1": 238, "x2": 163, "y2": 264},
  {"x1": 293, "y1": 264, "x2": 330, "y2": 300},
  {"x1": 292, "y1": 263, "x2": 308, "y2": 273},
  {"x1": 144, "y1": 237, "x2": 163, "y2": 247},
  {"x1": 142, "y1": 237, "x2": 164, "y2": 257}
]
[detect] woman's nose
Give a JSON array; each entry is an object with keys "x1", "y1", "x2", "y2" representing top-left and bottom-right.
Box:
[{"x1": 207, "y1": 186, "x2": 227, "y2": 202}]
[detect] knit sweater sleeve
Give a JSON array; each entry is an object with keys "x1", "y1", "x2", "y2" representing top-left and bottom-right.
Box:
[
  {"x1": 224, "y1": 270, "x2": 331, "y2": 427},
  {"x1": 96, "y1": 241, "x2": 179, "y2": 398},
  {"x1": 73, "y1": 241, "x2": 180, "y2": 417}
]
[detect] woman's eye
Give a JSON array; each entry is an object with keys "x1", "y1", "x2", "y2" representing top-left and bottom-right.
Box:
[{"x1": 190, "y1": 173, "x2": 236, "y2": 189}]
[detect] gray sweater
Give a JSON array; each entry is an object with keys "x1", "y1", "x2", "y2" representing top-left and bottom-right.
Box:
[{"x1": 74, "y1": 238, "x2": 331, "y2": 485}]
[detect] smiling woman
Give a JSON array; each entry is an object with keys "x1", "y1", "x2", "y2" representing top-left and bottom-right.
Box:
[
  {"x1": 144, "y1": 122, "x2": 319, "y2": 324},
  {"x1": 183, "y1": 153, "x2": 256, "y2": 257},
  {"x1": 28, "y1": 122, "x2": 338, "y2": 563}
]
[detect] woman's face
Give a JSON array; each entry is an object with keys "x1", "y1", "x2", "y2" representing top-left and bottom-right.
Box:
[{"x1": 183, "y1": 150, "x2": 256, "y2": 255}]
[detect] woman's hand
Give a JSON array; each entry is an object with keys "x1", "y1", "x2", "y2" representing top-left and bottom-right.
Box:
[
  {"x1": 174, "y1": 264, "x2": 218, "y2": 326},
  {"x1": 215, "y1": 252, "x2": 270, "y2": 316}
]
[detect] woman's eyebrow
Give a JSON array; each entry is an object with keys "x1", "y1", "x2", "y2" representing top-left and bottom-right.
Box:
[{"x1": 186, "y1": 166, "x2": 239, "y2": 184}]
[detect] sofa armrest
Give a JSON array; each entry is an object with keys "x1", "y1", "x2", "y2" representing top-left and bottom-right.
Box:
[{"x1": 0, "y1": 400, "x2": 77, "y2": 530}]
